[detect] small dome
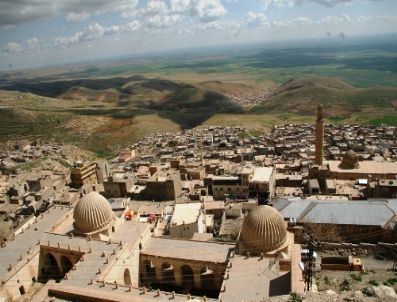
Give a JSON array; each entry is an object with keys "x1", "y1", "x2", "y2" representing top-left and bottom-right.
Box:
[
  {"x1": 240, "y1": 205, "x2": 287, "y2": 254},
  {"x1": 340, "y1": 150, "x2": 359, "y2": 169},
  {"x1": 73, "y1": 192, "x2": 115, "y2": 235}
]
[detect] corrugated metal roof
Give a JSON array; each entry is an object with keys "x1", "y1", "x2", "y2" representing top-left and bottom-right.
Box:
[
  {"x1": 274, "y1": 198, "x2": 397, "y2": 227},
  {"x1": 279, "y1": 199, "x2": 313, "y2": 220},
  {"x1": 301, "y1": 201, "x2": 393, "y2": 226}
]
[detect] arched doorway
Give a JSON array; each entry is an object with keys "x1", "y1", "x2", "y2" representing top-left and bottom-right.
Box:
[
  {"x1": 41, "y1": 253, "x2": 62, "y2": 280},
  {"x1": 200, "y1": 267, "x2": 215, "y2": 290},
  {"x1": 161, "y1": 262, "x2": 175, "y2": 285},
  {"x1": 60, "y1": 256, "x2": 73, "y2": 275},
  {"x1": 181, "y1": 265, "x2": 195, "y2": 290},
  {"x1": 124, "y1": 269, "x2": 132, "y2": 285}
]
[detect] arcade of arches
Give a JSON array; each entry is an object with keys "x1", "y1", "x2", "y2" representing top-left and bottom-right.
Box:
[
  {"x1": 139, "y1": 256, "x2": 225, "y2": 292},
  {"x1": 38, "y1": 247, "x2": 83, "y2": 281}
]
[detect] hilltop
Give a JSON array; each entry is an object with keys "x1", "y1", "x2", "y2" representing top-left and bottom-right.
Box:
[
  {"x1": 0, "y1": 75, "x2": 396, "y2": 155},
  {"x1": 253, "y1": 77, "x2": 397, "y2": 118}
]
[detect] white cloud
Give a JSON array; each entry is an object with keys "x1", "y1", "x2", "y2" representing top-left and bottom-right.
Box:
[
  {"x1": 257, "y1": 0, "x2": 294, "y2": 10},
  {"x1": 257, "y1": 0, "x2": 384, "y2": 10},
  {"x1": 3, "y1": 42, "x2": 22, "y2": 53},
  {"x1": 145, "y1": 1, "x2": 168, "y2": 15},
  {"x1": 171, "y1": 0, "x2": 191, "y2": 13},
  {"x1": 54, "y1": 20, "x2": 141, "y2": 47},
  {"x1": 191, "y1": 0, "x2": 227, "y2": 22},
  {"x1": 66, "y1": 12, "x2": 90, "y2": 23},
  {"x1": 197, "y1": 20, "x2": 241, "y2": 36},
  {"x1": 169, "y1": 0, "x2": 227, "y2": 23},
  {"x1": 266, "y1": 13, "x2": 396, "y2": 29},
  {"x1": 147, "y1": 14, "x2": 184, "y2": 28},
  {"x1": 245, "y1": 12, "x2": 268, "y2": 26},
  {"x1": 0, "y1": 0, "x2": 139, "y2": 26},
  {"x1": 27, "y1": 37, "x2": 39, "y2": 50}
]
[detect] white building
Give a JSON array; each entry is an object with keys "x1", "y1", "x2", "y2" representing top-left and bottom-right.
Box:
[
  {"x1": 249, "y1": 167, "x2": 276, "y2": 201},
  {"x1": 169, "y1": 203, "x2": 205, "y2": 238}
]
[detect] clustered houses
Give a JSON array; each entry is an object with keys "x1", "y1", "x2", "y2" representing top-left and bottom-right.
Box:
[{"x1": 0, "y1": 105, "x2": 397, "y2": 301}]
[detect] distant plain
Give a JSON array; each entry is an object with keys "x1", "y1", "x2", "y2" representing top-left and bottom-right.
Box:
[{"x1": 1, "y1": 36, "x2": 396, "y2": 155}]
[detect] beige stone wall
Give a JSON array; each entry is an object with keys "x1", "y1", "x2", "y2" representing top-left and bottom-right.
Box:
[
  {"x1": 169, "y1": 221, "x2": 198, "y2": 239},
  {"x1": 38, "y1": 246, "x2": 83, "y2": 281},
  {"x1": 139, "y1": 255, "x2": 227, "y2": 291},
  {"x1": 103, "y1": 245, "x2": 139, "y2": 287},
  {"x1": 103, "y1": 224, "x2": 152, "y2": 287},
  {"x1": 0, "y1": 251, "x2": 40, "y2": 301}
]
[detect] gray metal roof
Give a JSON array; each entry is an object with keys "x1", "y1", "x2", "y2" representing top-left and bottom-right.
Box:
[
  {"x1": 273, "y1": 197, "x2": 397, "y2": 227},
  {"x1": 301, "y1": 201, "x2": 394, "y2": 226}
]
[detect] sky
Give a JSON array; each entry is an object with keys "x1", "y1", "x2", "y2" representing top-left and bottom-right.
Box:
[{"x1": 0, "y1": 0, "x2": 396, "y2": 71}]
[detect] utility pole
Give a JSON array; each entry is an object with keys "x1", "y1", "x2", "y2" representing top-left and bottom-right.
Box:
[{"x1": 303, "y1": 232, "x2": 317, "y2": 292}]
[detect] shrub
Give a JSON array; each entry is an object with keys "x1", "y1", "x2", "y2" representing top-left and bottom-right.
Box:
[
  {"x1": 369, "y1": 280, "x2": 380, "y2": 286},
  {"x1": 324, "y1": 275, "x2": 331, "y2": 285},
  {"x1": 387, "y1": 278, "x2": 397, "y2": 285},
  {"x1": 351, "y1": 274, "x2": 362, "y2": 282},
  {"x1": 340, "y1": 279, "x2": 351, "y2": 291},
  {"x1": 289, "y1": 292, "x2": 303, "y2": 302}
]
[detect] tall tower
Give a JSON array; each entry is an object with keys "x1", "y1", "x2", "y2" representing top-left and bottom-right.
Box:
[{"x1": 314, "y1": 104, "x2": 324, "y2": 165}]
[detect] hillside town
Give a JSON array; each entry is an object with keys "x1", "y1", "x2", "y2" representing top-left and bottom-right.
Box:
[{"x1": 0, "y1": 105, "x2": 397, "y2": 301}]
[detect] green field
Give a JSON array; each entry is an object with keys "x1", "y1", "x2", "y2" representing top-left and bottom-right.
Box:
[{"x1": 0, "y1": 37, "x2": 396, "y2": 155}]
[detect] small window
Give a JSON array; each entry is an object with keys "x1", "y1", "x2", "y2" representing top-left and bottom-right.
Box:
[{"x1": 19, "y1": 285, "x2": 25, "y2": 295}]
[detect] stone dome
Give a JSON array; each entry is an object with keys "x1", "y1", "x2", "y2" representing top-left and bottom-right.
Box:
[
  {"x1": 73, "y1": 192, "x2": 115, "y2": 235},
  {"x1": 240, "y1": 205, "x2": 287, "y2": 254},
  {"x1": 340, "y1": 150, "x2": 359, "y2": 169}
]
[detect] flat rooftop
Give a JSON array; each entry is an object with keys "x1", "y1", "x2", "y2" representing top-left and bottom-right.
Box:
[
  {"x1": 326, "y1": 160, "x2": 397, "y2": 175},
  {"x1": 221, "y1": 256, "x2": 289, "y2": 302},
  {"x1": 141, "y1": 237, "x2": 232, "y2": 263},
  {"x1": 170, "y1": 202, "x2": 201, "y2": 225},
  {"x1": 251, "y1": 167, "x2": 273, "y2": 182}
]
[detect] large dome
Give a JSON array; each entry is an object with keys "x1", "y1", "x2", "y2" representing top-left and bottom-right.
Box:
[
  {"x1": 240, "y1": 205, "x2": 287, "y2": 254},
  {"x1": 73, "y1": 192, "x2": 115, "y2": 235},
  {"x1": 340, "y1": 150, "x2": 359, "y2": 169}
]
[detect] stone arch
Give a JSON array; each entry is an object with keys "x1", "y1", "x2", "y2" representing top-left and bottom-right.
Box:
[
  {"x1": 42, "y1": 253, "x2": 62, "y2": 280},
  {"x1": 124, "y1": 268, "x2": 132, "y2": 285},
  {"x1": 181, "y1": 265, "x2": 195, "y2": 290},
  {"x1": 142, "y1": 260, "x2": 156, "y2": 284},
  {"x1": 161, "y1": 262, "x2": 175, "y2": 285},
  {"x1": 200, "y1": 267, "x2": 215, "y2": 290},
  {"x1": 60, "y1": 256, "x2": 73, "y2": 275}
]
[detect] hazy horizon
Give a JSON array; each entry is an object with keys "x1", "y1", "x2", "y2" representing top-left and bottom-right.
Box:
[{"x1": 1, "y1": 0, "x2": 397, "y2": 71}]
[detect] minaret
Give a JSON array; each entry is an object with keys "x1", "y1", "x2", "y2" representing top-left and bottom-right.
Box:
[{"x1": 315, "y1": 104, "x2": 324, "y2": 165}]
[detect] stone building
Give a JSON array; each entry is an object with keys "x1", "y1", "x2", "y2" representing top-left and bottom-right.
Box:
[
  {"x1": 70, "y1": 161, "x2": 99, "y2": 188},
  {"x1": 169, "y1": 203, "x2": 205, "y2": 238},
  {"x1": 144, "y1": 171, "x2": 182, "y2": 201},
  {"x1": 103, "y1": 171, "x2": 134, "y2": 198},
  {"x1": 274, "y1": 197, "x2": 397, "y2": 243},
  {"x1": 249, "y1": 167, "x2": 276, "y2": 202},
  {"x1": 0, "y1": 186, "x2": 306, "y2": 302}
]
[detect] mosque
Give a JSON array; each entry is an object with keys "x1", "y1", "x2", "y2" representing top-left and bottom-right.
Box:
[
  {"x1": 0, "y1": 191, "x2": 304, "y2": 301},
  {"x1": 309, "y1": 104, "x2": 397, "y2": 193}
]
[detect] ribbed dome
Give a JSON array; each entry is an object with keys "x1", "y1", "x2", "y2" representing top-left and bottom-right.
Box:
[
  {"x1": 340, "y1": 150, "x2": 359, "y2": 169},
  {"x1": 240, "y1": 205, "x2": 287, "y2": 254},
  {"x1": 73, "y1": 192, "x2": 115, "y2": 235}
]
